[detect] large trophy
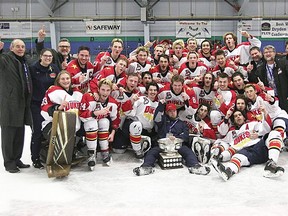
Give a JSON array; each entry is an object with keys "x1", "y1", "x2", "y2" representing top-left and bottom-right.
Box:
[{"x1": 158, "y1": 136, "x2": 183, "y2": 169}]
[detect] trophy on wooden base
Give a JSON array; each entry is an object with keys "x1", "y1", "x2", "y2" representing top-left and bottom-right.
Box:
[{"x1": 158, "y1": 137, "x2": 184, "y2": 169}]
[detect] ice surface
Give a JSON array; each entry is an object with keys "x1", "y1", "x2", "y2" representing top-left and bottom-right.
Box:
[{"x1": 0, "y1": 127, "x2": 288, "y2": 216}]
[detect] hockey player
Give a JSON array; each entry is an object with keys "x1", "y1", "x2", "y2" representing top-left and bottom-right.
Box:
[
  {"x1": 66, "y1": 46, "x2": 95, "y2": 93},
  {"x1": 198, "y1": 40, "x2": 216, "y2": 70},
  {"x1": 158, "y1": 74, "x2": 198, "y2": 112},
  {"x1": 119, "y1": 82, "x2": 159, "y2": 158},
  {"x1": 211, "y1": 109, "x2": 284, "y2": 181},
  {"x1": 127, "y1": 46, "x2": 152, "y2": 75},
  {"x1": 212, "y1": 49, "x2": 248, "y2": 81},
  {"x1": 79, "y1": 79, "x2": 120, "y2": 170},
  {"x1": 89, "y1": 57, "x2": 128, "y2": 93},
  {"x1": 221, "y1": 30, "x2": 261, "y2": 65},
  {"x1": 210, "y1": 73, "x2": 237, "y2": 127},
  {"x1": 244, "y1": 84, "x2": 288, "y2": 142},
  {"x1": 169, "y1": 39, "x2": 187, "y2": 74},
  {"x1": 150, "y1": 54, "x2": 173, "y2": 89},
  {"x1": 133, "y1": 102, "x2": 211, "y2": 176},
  {"x1": 93, "y1": 38, "x2": 126, "y2": 73},
  {"x1": 190, "y1": 72, "x2": 216, "y2": 109},
  {"x1": 111, "y1": 73, "x2": 141, "y2": 152},
  {"x1": 138, "y1": 72, "x2": 153, "y2": 94},
  {"x1": 41, "y1": 71, "x2": 83, "y2": 135},
  {"x1": 178, "y1": 51, "x2": 208, "y2": 83}
]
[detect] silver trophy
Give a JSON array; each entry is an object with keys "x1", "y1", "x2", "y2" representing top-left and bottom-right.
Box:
[{"x1": 158, "y1": 137, "x2": 183, "y2": 169}]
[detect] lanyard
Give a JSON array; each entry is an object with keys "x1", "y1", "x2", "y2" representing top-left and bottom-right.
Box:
[
  {"x1": 169, "y1": 119, "x2": 179, "y2": 133},
  {"x1": 23, "y1": 62, "x2": 31, "y2": 93},
  {"x1": 266, "y1": 65, "x2": 274, "y2": 80}
]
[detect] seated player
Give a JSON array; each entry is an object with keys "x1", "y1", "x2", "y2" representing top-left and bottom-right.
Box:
[{"x1": 79, "y1": 79, "x2": 120, "y2": 170}]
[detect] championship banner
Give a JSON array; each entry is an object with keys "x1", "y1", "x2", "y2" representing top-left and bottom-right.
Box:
[
  {"x1": 261, "y1": 20, "x2": 288, "y2": 38},
  {"x1": 85, "y1": 21, "x2": 121, "y2": 35},
  {"x1": 0, "y1": 22, "x2": 32, "y2": 38},
  {"x1": 176, "y1": 21, "x2": 211, "y2": 38}
]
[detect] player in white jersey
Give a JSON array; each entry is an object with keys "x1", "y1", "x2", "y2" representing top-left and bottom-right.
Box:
[
  {"x1": 169, "y1": 39, "x2": 187, "y2": 74},
  {"x1": 41, "y1": 71, "x2": 83, "y2": 133},
  {"x1": 211, "y1": 109, "x2": 284, "y2": 181},
  {"x1": 221, "y1": 30, "x2": 261, "y2": 65},
  {"x1": 198, "y1": 40, "x2": 216, "y2": 71},
  {"x1": 178, "y1": 51, "x2": 208, "y2": 83},
  {"x1": 150, "y1": 54, "x2": 173, "y2": 89},
  {"x1": 244, "y1": 84, "x2": 288, "y2": 142},
  {"x1": 190, "y1": 72, "x2": 216, "y2": 110},
  {"x1": 127, "y1": 46, "x2": 152, "y2": 75},
  {"x1": 119, "y1": 82, "x2": 159, "y2": 158},
  {"x1": 79, "y1": 79, "x2": 120, "y2": 170},
  {"x1": 93, "y1": 38, "x2": 126, "y2": 73},
  {"x1": 212, "y1": 49, "x2": 248, "y2": 81},
  {"x1": 210, "y1": 73, "x2": 237, "y2": 127}
]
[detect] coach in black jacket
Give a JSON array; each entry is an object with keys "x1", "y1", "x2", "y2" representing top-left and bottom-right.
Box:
[
  {"x1": 256, "y1": 45, "x2": 288, "y2": 113},
  {"x1": 0, "y1": 39, "x2": 32, "y2": 173}
]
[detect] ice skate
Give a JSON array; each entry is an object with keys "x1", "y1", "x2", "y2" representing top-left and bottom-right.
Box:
[
  {"x1": 133, "y1": 166, "x2": 155, "y2": 176},
  {"x1": 263, "y1": 159, "x2": 284, "y2": 178},
  {"x1": 188, "y1": 164, "x2": 210, "y2": 175},
  {"x1": 211, "y1": 158, "x2": 234, "y2": 181},
  {"x1": 87, "y1": 150, "x2": 96, "y2": 171},
  {"x1": 135, "y1": 149, "x2": 144, "y2": 159},
  {"x1": 102, "y1": 152, "x2": 112, "y2": 166}
]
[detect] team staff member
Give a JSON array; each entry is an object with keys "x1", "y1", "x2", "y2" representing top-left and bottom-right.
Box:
[
  {"x1": 0, "y1": 39, "x2": 32, "y2": 173},
  {"x1": 29, "y1": 48, "x2": 60, "y2": 169},
  {"x1": 36, "y1": 27, "x2": 73, "y2": 70}
]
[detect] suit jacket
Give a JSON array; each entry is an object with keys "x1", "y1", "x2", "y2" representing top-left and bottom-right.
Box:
[
  {"x1": 0, "y1": 51, "x2": 32, "y2": 127},
  {"x1": 256, "y1": 60, "x2": 288, "y2": 112}
]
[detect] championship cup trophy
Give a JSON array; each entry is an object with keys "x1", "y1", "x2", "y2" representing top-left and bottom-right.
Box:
[{"x1": 158, "y1": 136, "x2": 183, "y2": 169}]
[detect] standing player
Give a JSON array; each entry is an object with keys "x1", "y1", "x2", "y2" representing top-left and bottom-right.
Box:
[
  {"x1": 221, "y1": 30, "x2": 261, "y2": 65},
  {"x1": 66, "y1": 46, "x2": 95, "y2": 93},
  {"x1": 93, "y1": 38, "x2": 126, "y2": 73}
]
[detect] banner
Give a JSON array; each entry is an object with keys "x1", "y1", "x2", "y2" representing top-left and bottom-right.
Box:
[
  {"x1": 85, "y1": 21, "x2": 121, "y2": 35},
  {"x1": 0, "y1": 22, "x2": 32, "y2": 38},
  {"x1": 261, "y1": 20, "x2": 288, "y2": 38},
  {"x1": 176, "y1": 21, "x2": 211, "y2": 38}
]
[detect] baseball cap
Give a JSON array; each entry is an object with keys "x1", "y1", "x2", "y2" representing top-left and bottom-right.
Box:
[{"x1": 165, "y1": 103, "x2": 177, "y2": 112}]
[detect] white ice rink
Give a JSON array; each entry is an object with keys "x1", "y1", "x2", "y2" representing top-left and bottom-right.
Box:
[{"x1": 0, "y1": 126, "x2": 288, "y2": 216}]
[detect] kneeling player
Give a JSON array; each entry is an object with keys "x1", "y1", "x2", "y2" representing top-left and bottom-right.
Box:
[{"x1": 80, "y1": 79, "x2": 120, "y2": 170}]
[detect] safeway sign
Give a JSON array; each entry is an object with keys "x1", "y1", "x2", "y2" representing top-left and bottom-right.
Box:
[{"x1": 85, "y1": 21, "x2": 121, "y2": 34}]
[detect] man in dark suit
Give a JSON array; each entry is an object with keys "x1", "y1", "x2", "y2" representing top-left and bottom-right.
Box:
[
  {"x1": 256, "y1": 45, "x2": 288, "y2": 113},
  {"x1": 0, "y1": 38, "x2": 32, "y2": 173}
]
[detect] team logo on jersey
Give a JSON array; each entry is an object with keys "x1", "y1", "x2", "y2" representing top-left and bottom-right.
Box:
[
  {"x1": 95, "y1": 103, "x2": 101, "y2": 110},
  {"x1": 199, "y1": 89, "x2": 205, "y2": 97},
  {"x1": 223, "y1": 50, "x2": 229, "y2": 57},
  {"x1": 49, "y1": 72, "x2": 57, "y2": 78},
  {"x1": 136, "y1": 63, "x2": 142, "y2": 71},
  {"x1": 186, "y1": 115, "x2": 193, "y2": 120},
  {"x1": 166, "y1": 92, "x2": 172, "y2": 99},
  {"x1": 106, "y1": 57, "x2": 112, "y2": 64},
  {"x1": 143, "y1": 97, "x2": 149, "y2": 105},
  {"x1": 117, "y1": 92, "x2": 124, "y2": 100},
  {"x1": 185, "y1": 69, "x2": 191, "y2": 78}
]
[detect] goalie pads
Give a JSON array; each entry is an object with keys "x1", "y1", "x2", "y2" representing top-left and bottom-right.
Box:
[
  {"x1": 46, "y1": 111, "x2": 76, "y2": 178},
  {"x1": 191, "y1": 136, "x2": 212, "y2": 164}
]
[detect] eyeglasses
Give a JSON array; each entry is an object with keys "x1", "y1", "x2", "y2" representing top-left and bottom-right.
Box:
[
  {"x1": 42, "y1": 55, "x2": 53, "y2": 58},
  {"x1": 58, "y1": 45, "x2": 70, "y2": 48}
]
